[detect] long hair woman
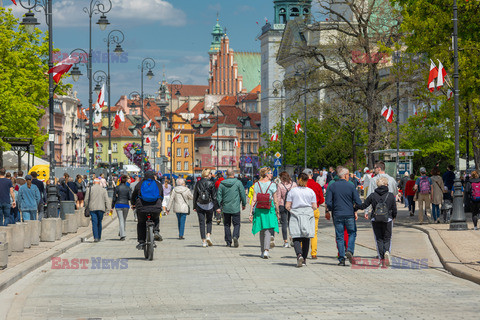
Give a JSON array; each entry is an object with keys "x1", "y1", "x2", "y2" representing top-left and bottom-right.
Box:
[
  {"x1": 249, "y1": 167, "x2": 279, "y2": 259},
  {"x1": 193, "y1": 169, "x2": 219, "y2": 247},
  {"x1": 112, "y1": 175, "x2": 131, "y2": 240},
  {"x1": 277, "y1": 171, "x2": 297, "y2": 248}
]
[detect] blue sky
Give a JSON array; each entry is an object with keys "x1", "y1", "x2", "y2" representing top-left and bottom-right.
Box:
[{"x1": 5, "y1": 0, "x2": 278, "y2": 108}]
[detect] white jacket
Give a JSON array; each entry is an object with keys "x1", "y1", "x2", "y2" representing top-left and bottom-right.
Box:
[{"x1": 167, "y1": 186, "x2": 193, "y2": 214}]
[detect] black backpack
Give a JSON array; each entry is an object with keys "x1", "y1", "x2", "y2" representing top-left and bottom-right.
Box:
[
  {"x1": 373, "y1": 193, "x2": 390, "y2": 222},
  {"x1": 197, "y1": 181, "x2": 211, "y2": 204}
]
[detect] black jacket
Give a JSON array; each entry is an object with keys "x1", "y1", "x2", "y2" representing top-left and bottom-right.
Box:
[
  {"x1": 32, "y1": 178, "x2": 46, "y2": 203},
  {"x1": 131, "y1": 179, "x2": 164, "y2": 214},
  {"x1": 112, "y1": 183, "x2": 131, "y2": 208},
  {"x1": 356, "y1": 185, "x2": 397, "y2": 219},
  {"x1": 193, "y1": 178, "x2": 218, "y2": 211}
]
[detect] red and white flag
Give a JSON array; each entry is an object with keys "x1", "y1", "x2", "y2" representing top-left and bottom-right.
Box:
[
  {"x1": 172, "y1": 131, "x2": 181, "y2": 143},
  {"x1": 114, "y1": 110, "x2": 125, "y2": 129},
  {"x1": 427, "y1": 60, "x2": 438, "y2": 92},
  {"x1": 96, "y1": 84, "x2": 105, "y2": 108},
  {"x1": 412, "y1": 105, "x2": 417, "y2": 116},
  {"x1": 145, "y1": 137, "x2": 151, "y2": 143},
  {"x1": 234, "y1": 138, "x2": 239, "y2": 148},
  {"x1": 381, "y1": 106, "x2": 393, "y2": 123},
  {"x1": 48, "y1": 55, "x2": 79, "y2": 84},
  {"x1": 184, "y1": 150, "x2": 189, "y2": 157},
  {"x1": 209, "y1": 141, "x2": 216, "y2": 151},
  {"x1": 270, "y1": 130, "x2": 278, "y2": 142},
  {"x1": 143, "y1": 119, "x2": 152, "y2": 129},
  {"x1": 11, "y1": 1, "x2": 17, "y2": 6},
  {"x1": 294, "y1": 119, "x2": 302, "y2": 134},
  {"x1": 436, "y1": 60, "x2": 447, "y2": 90},
  {"x1": 95, "y1": 140, "x2": 100, "y2": 148},
  {"x1": 447, "y1": 88, "x2": 453, "y2": 101},
  {"x1": 82, "y1": 108, "x2": 87, "y2": 117}
]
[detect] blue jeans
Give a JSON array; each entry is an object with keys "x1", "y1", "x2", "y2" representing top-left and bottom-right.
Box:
[
  {"x1": 403, "y1": 195, "x2": 409, "y2": 208},
  {"x1": 432, "y1": 204, "x2": 440, "y2": 221},
  {"x1": 0, "y1": 202, "x2": 11, "y2": 226},
  {"x1": 90, "y1": 210, "x2": 104, "y2": 240},
  {"x1": 333, "y1": 216, "x2": 357, "y2": 261},
  {"x1": 176, "y1": 213, "x2": 187, "y2": 237},
  {"x1": 22, "y1": 210, "x2": 37, "y2": 221}
]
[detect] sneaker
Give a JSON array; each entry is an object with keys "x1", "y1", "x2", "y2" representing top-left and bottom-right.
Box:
[
  {"x1": 120, "y1": 236, "x2": 125, "y2": 241},
  {"x1": 384, "y1": 251, "x2": 392, "y2": 267},
  {"x1": 263, "y1": 250, "x2": 269, "y2": 259},
  {"x1": 94, "y1": 238, "x2": 100, "y2": 243},
  {"x1": 136, "y1": 242, "x2": 145, "y2": 250},
  {"x1": 225, "y1": 243, "x2": 231, "y2": 247},
  {"x1": 270, "y1": 236, "x2": 275, "y2": 248},
  {"x1": 283, "y1": 242, "x2": 290, "y2": 248},
  {"x1": 311, "y1": 255, "x2": 317, "y2": 260},
  {"x1": 260, "y1": 252, "x2": 264, "y2": 259},
  {"x1": 233, "y1": 237, "x2": 239, "y2": 248},
  {"x1": 154, "y1": 232, "x2": 163, "y2": 241},
  {"x1": 302, "y1": 262, "x2": 307, "y2": 266},
  {"x1": 409, "y1": 212, "x2": 414, "y2": 217},
  {"x1": 338, "y1": 259, "x2": 346, "y2": 266},
  {"x1": 345, "y1": 251, "x2": 354, "y2": 264},
  {"x1": 179, "y1": 236, "x2": 185, "y2": 240},
  {"x1": 202, "y1": 242, "x2": 208, "y2": 248},
  {"x1": 297, "y1": 255, "x2": 304, "y2": 268},
  {"x1": 206, "y1": 237, "x2": 213, "y2": 246},
  {"x1": 474, "y1": 227, "x2": 478, "y2": 231}
]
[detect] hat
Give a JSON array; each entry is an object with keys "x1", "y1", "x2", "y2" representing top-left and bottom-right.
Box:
[
  {"x1": 303, "y1": 168, "x2": 313, "y2": 176},
  {"x1": 420, "y1": 167, "x2": 426, "y2": 173},
  {"x1": 364, "y1": 167, "x2": 369, "y2": 173},
  {"x1": 25, "y1": 175, "x2": 32, "y2": 180}
]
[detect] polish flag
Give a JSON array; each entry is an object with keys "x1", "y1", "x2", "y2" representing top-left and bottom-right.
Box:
[
  {"x1": 114, "y1": 110, "x2": 125, "y2": 129},
  {"x1": 82, "y1": 108, "x2": 87, "y2": 117},
  {"x1": 143, "y1": 119, "x2": 152, "y2": 129},
  {"x1": 11, "y1": 1, "x2": 17, "y2": 5},
  {"x1": 294, "y1": 119, "x2": 302, "y2": 134},
  {"x1": 184, "y1": 150, "x2": 189, "y2": 157},
  {"x1": 436, "y1": 60, "x2": 447, "y2": 90},
  {"x1": 48, "y1": 55, "x2": 79, "y2": 84},
  {"x1": 209, "y1": 141, "x2": 216, "y2": 151},
  {"x1": 381, "y1": 106, "x2": 393, "y2": 123},
  {"x1": 168, "y1": 151, "x2": 171, "y2": 157},
  {"x1": 270, "y1": 130, "x2": 278, "y2": 142},
  {"x1": 146, "y1": 137, "x2": 151, "y2": 143},
  {"x1": 447, "y1": 88, "x2": 453, "y2": 101},
  {"x1": 234, "y1": 138, "x2": 239, "y2": 148},
  {"x1": 97, "y1": 84, "x2": 105, "y2": 108},
  {"x1": 413, "y1": 105, "x2": 417, "y2": 116},
  {"x1": 427, "y1": 60, "x2": 438, "y2": 92},
  {"x1": 172, "y1": 131, "x2": 181, "y2": 143},
  {"x1": 95, "y1": 140, "x2": 100, "y2": 148}
]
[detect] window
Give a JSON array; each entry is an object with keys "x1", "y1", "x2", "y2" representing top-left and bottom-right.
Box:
[
  {"x1": 221, "y1": 129, "x2": 226, "y2": 136},
  {"x1": 253, "y1": 132, "x2": 257, "y2": 139},
  {"x1": 167, "y1": 147, "x2": 171, "y2": 156},
  {"x1": 177, "y1": 148, "x2": 181, "y2": 156},
  {"x1": 184, "y1": 148, "x2": 189, "y2": 157},
  {"x1": 133, "y1": 130, "x2": 138, "y2": 137},
  {"x1": 253, "y1": 144, "x2": 257, "y2": 153},
  {"x1": 184, "y1": 136, "x2": 188, "y2": 143},
  {"x1": 167, "y1": 134, "x2": 171, "y2": 141},
  {"x1": 113, "y1": 158, "x2": 118, "y2": 163},
  {"x1": 167, "y1": 162, "x2": 171, "y2": 170},
  {"x1": 102, "y1": 129, "x2": 107, "y2": 136},
  {"x1": 247, "y1": 144, "x2": 251, "y2": 153},
  {"x1": 229, "y1": 130, "x2": 234, "y2": 136},
  {"x1": 184, "y1": 161, "x2": 189, "y2": 171},
  {"x1": 182, "y1": 125, "x2": 185, "y2": 129},
  {"x1": 176, "y1": 161, "x2": 181, "y2": 171},
  {"x1": 222, "y1": 157, "x2": 227, "y2": 165},
  {"x1": 112, "y1": 143, "x2": 118, "y2": 152},
  {"x1": 229, "y1": 141, "x2": 234, "y2": 151},
  {"x1": 222, "y1": 141, "x2": 227, "y2": 151},
  {"x1": 177, "y1": 124, "x2": 181, "y2": 129}
]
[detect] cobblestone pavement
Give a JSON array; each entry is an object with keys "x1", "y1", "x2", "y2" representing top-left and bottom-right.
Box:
[{"x1": 1, "y1": 206, "x2": 479, "y2": 320}]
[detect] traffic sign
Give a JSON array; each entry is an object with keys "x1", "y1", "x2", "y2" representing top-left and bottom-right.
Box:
[
  {"x1": 275, "y1": 152, "x2": 281, "y2": 158},
  {"x1": 151, "y1": 141, "x2": 159, "y2": 147},
  {"x1": 274, "y1": 159, "x2": 282, "y2": 167},
  {"x1": 245, "y1": 156, "x2": 252, "y2": 163},
  {"x1": 245, "y1": 163, "x2": 253, "y2": 168}
]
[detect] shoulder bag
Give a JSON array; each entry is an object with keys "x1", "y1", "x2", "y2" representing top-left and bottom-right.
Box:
[
  {"x1": 66, "y1": 184, "x2": 78, "y2": 202},
  {"x1": 84, "y1": 187, "x2": 92, "y2": 217},
  {"x1": 179, "y1": 191, "x2": 191, "y2": 215}
]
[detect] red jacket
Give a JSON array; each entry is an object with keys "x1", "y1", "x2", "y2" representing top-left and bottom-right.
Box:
[
  {"x1": 214, "y1": 177, "x2": 225, "y2": 189},
  {"x1": 307, "y1": 179, "x2": 325, "y2": 206},
  {"x1": 405, "y1": 180, "x2": 416, "y2": 196}
]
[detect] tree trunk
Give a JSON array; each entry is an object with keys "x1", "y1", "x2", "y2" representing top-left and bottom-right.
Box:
[{"x1": 472, "y1": 128, "x2": 480, "y2": 170}]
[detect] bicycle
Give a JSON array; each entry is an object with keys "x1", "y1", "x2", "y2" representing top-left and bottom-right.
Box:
[{"x1": 144, "y1": 214, "x2": 156, "y2": 260}]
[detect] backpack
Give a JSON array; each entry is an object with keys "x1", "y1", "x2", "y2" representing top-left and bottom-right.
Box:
[
  {"x1": 373, "y1": 193, "x2": 390, "y2": 222},
  {"x1": 139, "y1": 179, "x2": 160, "y2": 202},
  {"x1": 418, "y1": 176, "x2": 431, "y2": 194},
  {"x1": 281, "y1": 183, "x2": 293, "y2": 207},
  {"x1": 256, "y1": 182, "x2": 273, "y2": 210},
  {"x1": 471, "y1": 181, "x2": 480, "y2": 202},
  {"x1": 197, "y1": 182, "x2": 212, "y2": 204}
]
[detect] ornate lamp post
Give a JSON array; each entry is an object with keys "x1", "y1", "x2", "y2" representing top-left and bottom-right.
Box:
[
  {"x1": 139, "y1": 58, "x2": 156, "y2": 175},
  {"x1": 272, "y1": 80, "x2": 285, "y2": 171},
  {"x1": 294, "y1": 61, "x2": 308, "y2": 169},
  {"x1": 169, "y1": 80, "x2": 182, "y2": 180}
]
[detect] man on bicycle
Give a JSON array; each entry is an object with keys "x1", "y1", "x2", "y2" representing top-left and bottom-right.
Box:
[{"x1": 131, "y1": 171, "x2": 164, "y2": 249}]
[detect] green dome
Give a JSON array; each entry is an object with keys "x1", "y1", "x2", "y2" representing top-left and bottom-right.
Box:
[{"x1": 209, "y1": 19, "x2": 224, "y2": 53}]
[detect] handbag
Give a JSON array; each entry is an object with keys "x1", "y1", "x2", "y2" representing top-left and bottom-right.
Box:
[
  {"x1": 84, "y1": 187, "x2": 92, "y2": 217},
  {"x1": 66, "y1": 184, "x2": 78, "y2": 202},
  {"x1": 255, "y1": 182, "x2": 273, "y2": 210},
  {"x1": 179, "y1": 191, "x2": 191, "y2": 215}
]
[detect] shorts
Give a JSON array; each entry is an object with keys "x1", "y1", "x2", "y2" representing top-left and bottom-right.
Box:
[{"x1": 162, "y1": 195, "x2": 170, "y2": 207}]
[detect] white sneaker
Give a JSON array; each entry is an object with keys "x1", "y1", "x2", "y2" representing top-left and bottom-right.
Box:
[
  {"x1": 384, "y1": 251, "x2": 392, "y2": 267},
  {"x1": 202, "y1": 242, "x2": 207, "y2": 248},
  {"x1": 206, "y1": 237, "x2": 213, "y2": 246},
  {"x1": 297, "y1": 255, "x2": 304, "y2": 268},
  {"x1": 283, "y1": 242, "x2": 290, "y2": 248},
  {"x1": 263, "y1": 250, "x2": 269, "y2": 259}
]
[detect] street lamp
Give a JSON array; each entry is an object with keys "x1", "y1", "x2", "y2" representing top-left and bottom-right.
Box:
[
  {"x1": 237, "y1": 114, "x2": 251, "y2": 175},
  {"x1": 450, "y1": 0, "x2": 467, "y2": 230},
  {"x1": 272, "y1": 80, "x2": 285, "y2": 171},
  {"x1": 393, "y1": 51, "x2": 401, "y2": 181},
  {"x1": 139, "y1": 58, "x2": 156, "y2": 175},
  {"x1": 169, "y1": 80, "x2": 182, "y2": 180},
  {"x1": 295, "y1": 61, "x2": 308, "y2": 169},
  {"x1": 155, "y1": 84, "x2": 169, "y2": 175}
]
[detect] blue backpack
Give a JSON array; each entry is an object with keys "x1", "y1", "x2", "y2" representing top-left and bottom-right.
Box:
[{"x1": 139, "y1": 179, "x2": 160, "y2": 202}]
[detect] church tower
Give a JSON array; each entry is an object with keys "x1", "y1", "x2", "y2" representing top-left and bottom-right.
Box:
[{"x1": 259, "y1": 0, "x2": 312, "y2": 139}]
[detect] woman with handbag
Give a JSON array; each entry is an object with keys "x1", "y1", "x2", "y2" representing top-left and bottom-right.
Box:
[
  {"x1": 84, "y1": 179, "x2": 111, "y2": 242},
  {"x1": 249, "y1": 167, "x2": 279, "y2": 259},
  {"x1": 167, "y1": 178, "x2": 193, "y2": 239},
  {"x1": 75, "y1": 175, "x2": 85, "y2": 208}
]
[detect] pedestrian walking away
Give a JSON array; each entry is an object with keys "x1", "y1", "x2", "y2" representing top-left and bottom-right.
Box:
[
  {"x1": 17, "y1": 175, "x2": 41, "y2": 221},
  {"x1": 326, "y1": 167, "x2": 362, "y2": 266},
  {"x1": 277, "y1": 171, "x2": 297, "y2": 248},
  {"x1": 285, "y1": 173, "x2": 317, "y2": 267},
  {"x1": 465, "y1": 170, "x2": 480, "y2": 230},
  {"x1": 131, "y1": 171, "x2": 164, "y2": 248},
  {"x1": 130, "y1": 175, "x2": 141, "y2": 222},
  {"x1": 430, "y1": 167, "x2": 445, "y2": 224},
  {"x1": 214, "y1": 171, "x2": 225, "y2": 224},
  {"x1": 414, "y1": 167, "x2": 432, "y2": 224},
  {"x1": 404, "y1": 174, "x2": 417, "y2": 216},
  {"x1": 162, "y1": 179, "x2": 172, "y2": 215},
  {"x1": 365, "y1": 161, "x2": 398, "y2": 219},
  {"x1": 249, "y1": 167, "x2": 279, "y2": 259},
  {"x1": 167, "y1": 178, "x2": 193, "y2": 239},
  {"x1": 193, "y1": 169, "x2": 219, "y2": 247},
  {"x1": 356, "y1": 177, "x2": 397, "y2": 266},
  {"x1": 303, "y1": 168, "x2": 325, "y2": 259},
  {"x1": 217, "y1": 169, "x2": 246, "y2": 247},
  {"x1": 399, "y1": 171, "x2": 410, "y2": 208},
  {"x1": 0, "y1": 167, "x2": 16, "y2": 226},
  {"x1": 84, "y1": 179, "x2": 111, "y2": 242},
  {"x1": 112, "y1": 175, "x2": 131, "y2": 240},
  {"x1": 31, "y1": 171, "x2": 46, "y2": 220}
]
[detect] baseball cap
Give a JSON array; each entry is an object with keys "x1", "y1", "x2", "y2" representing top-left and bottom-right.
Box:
[
  {"x1": 25, "y1": 175, "x2": 32, "y2": 180},
  {"x1": 303, "y1": 168, "x2": 313, "y2": 176},
  {"x1": 420, "y1": 167, "x2": 426, "y2": 173}
]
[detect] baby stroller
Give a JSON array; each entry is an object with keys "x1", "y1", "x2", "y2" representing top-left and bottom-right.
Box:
[{"x1": 441, "y1": 199, "x2": 453, "y2": 223}]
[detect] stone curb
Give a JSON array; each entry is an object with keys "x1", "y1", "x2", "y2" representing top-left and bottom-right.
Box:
[
  {"x1": 0, "y1": 216, "x2": 117, "y2": 293},
  {"x1": 396, "y1": 222, "x2": 480, "y2": 285}
]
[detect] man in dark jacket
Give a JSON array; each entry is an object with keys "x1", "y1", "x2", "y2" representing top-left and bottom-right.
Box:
[
  {"x1": 217, "y1": 169, "x2": 246, "y2": 247},
  {"x1": 326, "y1": 167, "x2": 362, "y2": 266},
  {"x1": 31, "y1": 171, "x2": 46, "y2": 220},
  {"x1": 356, "y1": 177, "x2": 397, "y2": 266},
  {"x1": 131, "y1": 171, "x2": 164, "y2": 248}
]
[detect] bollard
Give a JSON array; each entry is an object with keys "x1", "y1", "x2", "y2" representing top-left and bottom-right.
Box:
[
  {"x1": 0, "y1": 226, "x2": 13, "y2": 256},
  {"x1": 65, "y1": 213, "x2": 78, "y2": 233},
  {"x1": 75, "y1": 209, "x2": 82, "y2": 229},
  {"x1": 55, "y1": 218, "x2": 62, "y2": 240},
  {"x1": 60, "y1": 201, "x2": 75, "y2": 220},
  {"x1": 80, "y1": 208, "x2": 90, "y2": 227},
  {"x1": 23, "y1": 222, "x2": 32, "y2": 249},
  {"x1": 40, "y1": 218, "x2": 57, "y2": 242},
  {"x1": 11, "y1": 223, "x2": 25, "y2": 252},
  {"x1": 0, "y1": 242, "x2": 7, "y2": 270},
  {"x1": 27, "y1": 220, "x2": 41, "y2": 245}
]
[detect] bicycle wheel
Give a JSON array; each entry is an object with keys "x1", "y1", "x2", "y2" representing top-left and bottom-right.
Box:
[{"x1": 144, "y1": 224, "x2": 154, "y2": 260}]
